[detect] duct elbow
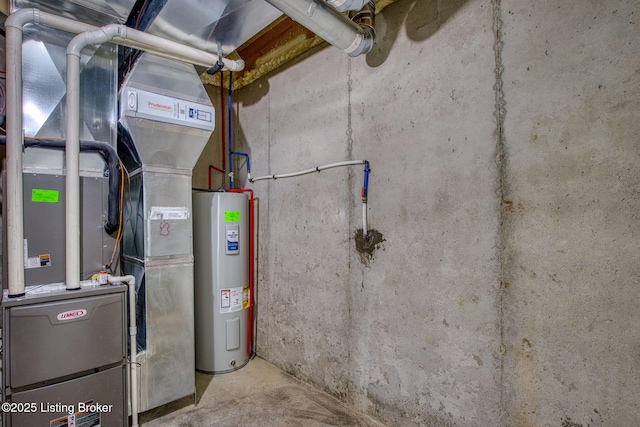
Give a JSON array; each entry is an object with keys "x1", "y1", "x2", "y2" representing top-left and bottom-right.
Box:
[{"x1": 345, "y1": 1, "x2": 376, "y2": 57}]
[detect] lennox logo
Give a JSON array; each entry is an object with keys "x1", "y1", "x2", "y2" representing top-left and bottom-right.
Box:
[{"x1": 57, "y1": 309, "x2": 87, "y2": 321}]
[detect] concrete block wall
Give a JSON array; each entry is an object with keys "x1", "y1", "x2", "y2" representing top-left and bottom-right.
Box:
[{"x1": 196, "y1": 0, "x2": 640, "y2": 425}]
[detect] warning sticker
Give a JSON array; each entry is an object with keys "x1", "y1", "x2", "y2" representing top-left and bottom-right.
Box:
[
  {"x1": 221, "y1": 287, "x2": 243, "y2": 313},
  {"x1": 221, "y1": 289, "x2": 230, "y2": 309},
  {"x1": 25, "y1": 254, "x2": 51, "y2": 269},
  {"x1": 243, "y1": 286, "x2": 250, "y2": 310},
  {"x1": 39, "y1": 254, "x2": 51, "y2": 267},
  {"x1": 50, "y1": 403, "x2": 101, "y2": 427}
]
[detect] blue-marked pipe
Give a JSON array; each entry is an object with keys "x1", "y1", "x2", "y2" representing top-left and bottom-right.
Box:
[
  {"x1": 362, "y1": 160, "x2": 370, "y2": 238},
  {"x1": 228, "y1": 71, "x2": 234, "y2": 188},
  {"x1": 362, "y1": 160, "x2": 370, "y2": 198},
  {"x1": 231, "y1": 151, "x2": 251, "y2": 182},
  {"x1": 250, "y1": 159, "x2": 371, "y2": 236}
]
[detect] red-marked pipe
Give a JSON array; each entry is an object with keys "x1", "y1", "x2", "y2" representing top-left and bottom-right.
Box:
[
  {"x1": 220, "y1": 80, "x2": 226, "y2": 174},
  {"x1": 228, "y1": 188, "x2": 254, "y2": 355},
  {"x1": 208, "y1": 165, "x2": 225, "y2": 190}
]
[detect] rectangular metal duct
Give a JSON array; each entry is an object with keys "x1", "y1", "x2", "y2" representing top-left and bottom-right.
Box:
[
  {"x1": 12, "y1": 0, "x2": 134, "y2": 24},
  {"x1": 14, "y1": 0, "x2": 283, "y2": 56},
  {"x1": 145, "y1": 0, "x2": 283, "y2": 55},
  {"x1": 119, "y1": 52, "x2": 214, "y2": 412}
]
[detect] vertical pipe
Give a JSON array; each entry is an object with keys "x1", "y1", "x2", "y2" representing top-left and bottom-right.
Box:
[
  {"x1": 362, "y1": 161, "x2": 370, "y2": 238},
  {"x1": 220, "y1": 80, "x2": 226, "y2": 175},
  {"x1": 107, "y1": 275, "x2": 138, "y2": 427},
  {"x1": 228, "y1": 189, "x2": 254, "y2": 355},
  {"x1": 127, "y1": 279, "x2": 139, "y2": 427},
  {"x1": 228, "y1": 72, "x2": 233, "y2": 188},
  {"x1": 248, "y1": 191, "x2": 254, "y2": 354},
  {"x1": 5, "y1": 24, "x2": 26, "y2": 297},
  {"x1": 65, "y1": 55, "x2": 82, "y2": 290}
]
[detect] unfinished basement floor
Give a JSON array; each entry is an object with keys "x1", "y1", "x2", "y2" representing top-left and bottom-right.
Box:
[{"x1": 141, "y1": 357, "x2": 387, "y2": 426}]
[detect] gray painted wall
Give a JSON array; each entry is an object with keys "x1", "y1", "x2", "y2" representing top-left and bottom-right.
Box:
[{"x1": 196, "y1": 0, "x2": 640, "y2": 425}]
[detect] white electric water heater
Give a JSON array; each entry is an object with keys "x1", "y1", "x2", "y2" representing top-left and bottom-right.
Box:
[{"x1": 193, "y1": 191, "x2": 250, "y2": 373}]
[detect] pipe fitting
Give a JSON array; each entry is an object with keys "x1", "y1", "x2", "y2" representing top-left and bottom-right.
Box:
[
  {"x1": 346, "y1": 1, "x2": 376, "y2": 57},
  {"x1": 5, "y1": 8, "x2": 38, "y2": 29},
  {"x1": 325, "y1": 0, "x2": 369, "y2": 12},
  {"x1": 67, "y1": 25, "x2": 124, "y2": 57},
  {"x1": 265, "y1": 0, "x2": 374, "y2": 57}
]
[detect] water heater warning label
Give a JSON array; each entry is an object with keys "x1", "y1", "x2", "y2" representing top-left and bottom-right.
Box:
[{"x1": 221, "y1": 287, "x2": 243, "y2": 313}]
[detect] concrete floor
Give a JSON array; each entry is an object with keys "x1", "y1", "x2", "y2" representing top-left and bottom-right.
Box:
[{"x1": 141, "y1": 357, "x2": 387, "y2": 426}]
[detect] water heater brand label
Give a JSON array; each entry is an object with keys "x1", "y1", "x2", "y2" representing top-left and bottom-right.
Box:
[
  {"x1": 57, "y1": 309, "x2": 88, "y2": 321},
  {"x1": 227, "y1": 229, "x2": 239, "y2": 251}
]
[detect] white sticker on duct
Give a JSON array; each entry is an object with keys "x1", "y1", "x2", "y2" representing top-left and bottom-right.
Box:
[{"x1": 149, "y1": 206, "x2": 190, "y2": 220}]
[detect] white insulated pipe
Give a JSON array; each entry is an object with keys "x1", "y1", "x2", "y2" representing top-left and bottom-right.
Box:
[
  {"x1": 250, "y1": 160, "x2": 370, "y2": 235},
  {"x1": 325, "y1": 0, "x2": 370, "y2": 12},
  {"x1": 250, "y1": 160, "x2": 367, "y2": 182},
  {"x1": 65, "y1": 24, "x2": 242, "y2": 290},
  {"x1": 65, "y1": 54, "x2": 82, "y2": 289},
  {"x1": 106, "y1": 275, "x2": 138, "y2": 427},
  {"x1": 263, "y1": 0, "x2": 375, "y2": 56},
  {"x1": 5, "y1": 9, "x2": 100, "y2": 297},
  {"x1": 112, "y1": 27, "x2": 245, "y2": 71},
  {"x1": 5, "y1": 8, "x2": 244, "y2": 296}
]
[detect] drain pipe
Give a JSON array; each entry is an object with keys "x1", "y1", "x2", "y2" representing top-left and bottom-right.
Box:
[
  {"x1": 263, "y1": 0, "x2": 375, "y2": 56},
  {"x1": 105, "y1": 274, "x2": 138, "y2": 427},
  {"x1": 5, "y1": 9, "x2": 100, "y2": 297}
]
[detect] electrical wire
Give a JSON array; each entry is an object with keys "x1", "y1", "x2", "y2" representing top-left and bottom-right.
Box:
[{"x1": 107, "y1": 160, "x2": 127, "y2": 268}]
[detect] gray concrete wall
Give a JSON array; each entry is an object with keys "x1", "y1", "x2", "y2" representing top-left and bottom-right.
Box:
[
  {"x1": 500, "y1": 1, "x2": 640, "y2": 426},
  {"x1": 198, "y1": 0, "x2": 640, "y2": 425}
]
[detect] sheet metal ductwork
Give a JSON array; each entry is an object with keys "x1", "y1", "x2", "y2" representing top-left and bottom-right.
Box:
[
  {"x1": 13, "y1": 0, "x2": 375, "y2": 60},
  {"x1": 118, "y1": 52, "x2": 213, "y2": 412}
]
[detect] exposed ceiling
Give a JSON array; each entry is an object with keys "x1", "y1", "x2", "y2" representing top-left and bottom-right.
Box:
[{"x1": 9, "y1": 0, "x2": 396, "y2": 90}]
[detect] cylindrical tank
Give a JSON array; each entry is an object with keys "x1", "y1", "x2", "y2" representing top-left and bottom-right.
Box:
[{"x1": 193, "y1": 191, "x2": 250, "y2": 373}]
